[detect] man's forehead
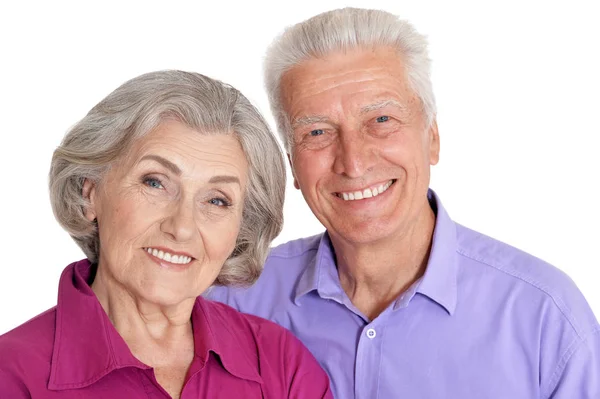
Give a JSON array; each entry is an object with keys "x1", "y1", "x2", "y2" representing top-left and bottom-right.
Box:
[{"x1": 281, "y1": 47, "x2": 408, "y2": 90}]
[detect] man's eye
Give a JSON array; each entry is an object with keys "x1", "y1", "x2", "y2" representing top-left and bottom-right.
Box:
[
  {"x1": 376, "y1": 116, "x2": 390, "y2": 123},
  {"x1": 143, "y1": 177, "x2": 164, "y2": 189},
  {"x1": 310, "y1": 129, "x2": 325, "y2": 136}
]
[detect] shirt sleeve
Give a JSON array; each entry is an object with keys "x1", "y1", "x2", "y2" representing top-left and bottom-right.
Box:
[
  {"x1": 545, "y1": 327, "x2": 600, "y2": 398},
  {"x1": 0, "y1": 369, "x2": 31, "y2": 398},
  {"x1": 282, "y1": 329, "x2": 334, "y2": 399}
]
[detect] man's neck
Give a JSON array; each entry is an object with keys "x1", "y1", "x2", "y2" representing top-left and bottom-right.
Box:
[{"x1": 331, "y1": 205, "x2": 436, "y2": 320}]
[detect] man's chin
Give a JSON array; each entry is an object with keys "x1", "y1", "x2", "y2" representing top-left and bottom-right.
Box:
[{"x1": 328, "y1": 220, "x2": 399, "y2": 246}]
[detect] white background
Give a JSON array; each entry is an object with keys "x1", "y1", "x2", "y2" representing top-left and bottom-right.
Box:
[{"x1": 0, "y1": 0, "x2": 598, "y2": 335}]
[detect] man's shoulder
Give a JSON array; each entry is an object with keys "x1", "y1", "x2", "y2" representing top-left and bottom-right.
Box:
[
  {"x1": 0, "y1": 307, "x2": 56, "y2": 373},
  {"x1": 455, "y1": 223, "x2": 598, "y2": 333},
  {"x1": 268, "y1": 233, "x2": 324, "y2": 260},
  {"x1": 245, "y1": 232, "x2": 324, "y2": 282},
  {"x1": 204, "y1": 233, "x2": 325, "y2": 317},
  {"x1": 455, "y1": 223, "x2": 576, "y2": 289}
]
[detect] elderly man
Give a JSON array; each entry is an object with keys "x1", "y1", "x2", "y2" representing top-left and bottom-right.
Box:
[{"x1": 207, "y1": 8, "x2": 600, "y2": 398}]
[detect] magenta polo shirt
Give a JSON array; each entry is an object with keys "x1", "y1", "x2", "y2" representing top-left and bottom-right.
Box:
[{"x1": 0, "y1": 260, "x2": 333, "y2": 398}]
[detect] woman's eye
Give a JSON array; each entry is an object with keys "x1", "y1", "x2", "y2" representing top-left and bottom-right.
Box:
[
  {"x1": 310, "y1": 129, "x2": 324, "y2": 137},
  {"x1": 143, "y1": 177, "x2": 164, "y2": 189},
  {"x1": 376, "y1": 115, "x2": 390, "y2": 123},
  {"x1": 209, "y1": 197, "x2": 231, "y2": 207}
]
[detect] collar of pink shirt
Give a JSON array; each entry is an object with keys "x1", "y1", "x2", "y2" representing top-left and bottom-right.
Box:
[{"x1": 48, "y1": 259, "x2": 262, "y2": 391}]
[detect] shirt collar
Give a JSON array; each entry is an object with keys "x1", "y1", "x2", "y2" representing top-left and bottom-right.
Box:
[
  {"x1": 293, "y1": 189, "x2": 458, "y2": 315},
  {"x1": 49, "y1": 260, "x2": 147, "y2": 390},
  {"x1": 191, "y1": 297, "x2": 262, "y2": 384},
  {"x1": 294, "y1": 232, "x2": 343, "y2": 305},
  {"x1": 49, "y1": 260, "x2": 261, "y2": 391},
  {"x1": 414, "y1": 189, "x2": 458, "y2": 315}
]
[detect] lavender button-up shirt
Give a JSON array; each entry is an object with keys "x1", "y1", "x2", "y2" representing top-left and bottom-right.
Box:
[{"x1": 207, "y1": 190, "x2": 600, "y2": 398}]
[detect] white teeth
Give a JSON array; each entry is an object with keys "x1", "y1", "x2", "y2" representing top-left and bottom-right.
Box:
[
  {"x1": 145, "y1": 248, "x2": 192, "y2": 264},
  {"x1": 339, "y1": 180, "x2": 394, "y2": 201}
]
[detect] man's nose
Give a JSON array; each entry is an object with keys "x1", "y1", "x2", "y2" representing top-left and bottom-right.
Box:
[{"x1": 332, "y1": 131, "x2": 375, "y2": 178}]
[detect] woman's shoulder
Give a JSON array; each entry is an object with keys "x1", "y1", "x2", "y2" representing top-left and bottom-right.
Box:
[
  {"x1": 199, "y1": 298, "x2": 333, "y2": 397},
  {"x1": 0, "y1": 307, "x2": 57, "y2": 370},
  {"x1": 200, "y1": 297, "x2": 313, "y2": 361},
  {"x1": 200, "y1": 296, "x2": 290, "y2": 341}
]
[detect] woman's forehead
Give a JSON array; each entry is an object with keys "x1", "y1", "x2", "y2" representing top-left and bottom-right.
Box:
[{"x1": 121, "y1": 120, "x2": 248, "y2": 182}]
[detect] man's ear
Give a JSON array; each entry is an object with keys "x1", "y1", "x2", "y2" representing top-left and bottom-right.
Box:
[
  {"x1": 82, "y1": 179, "x2": 98, "y2": 222},
  {"x1": 287, "y1": 153, "x2": 300, "y2": 190},
  {"x1": 428, "y1": 119, "x2": 440, "y2": 166}
]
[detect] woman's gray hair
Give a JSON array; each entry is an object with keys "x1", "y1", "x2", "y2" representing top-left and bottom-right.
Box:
[
  {"x1": 264, "y1": 7, "x2": 436, "y2": 151},
  {"x1": 49, "y1": 70, "x2": 286, "y2": 286}
]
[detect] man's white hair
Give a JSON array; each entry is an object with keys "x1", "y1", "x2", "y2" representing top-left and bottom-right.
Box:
[{"x1": 264, "y1": 7, "x2": 436, "y2": 151}]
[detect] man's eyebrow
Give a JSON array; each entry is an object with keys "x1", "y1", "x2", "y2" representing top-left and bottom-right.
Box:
[
  {"x1": 291, "y1": 115, "x2": 330, "y2": 129},
  {"x1": 360, "y1": 100, "x2": 407, "y2": 114},
  {"x1": 140, "y1": 155, "x2": 181, "y2": 175},
  {"x1": 208, "y1": 175, "x2": 240, "y2": 186}
]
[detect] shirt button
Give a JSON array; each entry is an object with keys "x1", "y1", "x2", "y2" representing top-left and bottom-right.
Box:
[{"x1": 366, "y1": 328, "x2": 377, "y2": 339}]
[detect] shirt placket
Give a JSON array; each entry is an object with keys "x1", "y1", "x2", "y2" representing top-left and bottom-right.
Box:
[
  {"x1": 355, "y1": 320, "x2": 384, "y2": 399},
  {"x1": 140, "y1": 368, "x2": 172, "y2": 399}
]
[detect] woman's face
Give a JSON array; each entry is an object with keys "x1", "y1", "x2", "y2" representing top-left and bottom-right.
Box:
[{"x1": 84, "y1": 119, "x2": 248, "y2": 306}]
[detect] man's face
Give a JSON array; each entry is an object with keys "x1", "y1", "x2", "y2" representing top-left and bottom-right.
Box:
[{"x1": 281, "y1": 46, "x2": 439, "y2": 246}]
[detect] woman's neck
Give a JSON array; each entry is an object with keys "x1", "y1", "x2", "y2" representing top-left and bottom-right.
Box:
[{"x1": 91, "y1": 264, "x2": 196, "y2": 365}]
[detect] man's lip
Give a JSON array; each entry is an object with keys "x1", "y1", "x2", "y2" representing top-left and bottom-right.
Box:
[
  {"x1": 142, "y1": 246, "x2": 195, "y2": 259},
  {"x1": 333, "y1": 179, "x2": 396, "y2": 196}
]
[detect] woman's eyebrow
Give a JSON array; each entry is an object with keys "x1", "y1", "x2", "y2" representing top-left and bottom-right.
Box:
[
  {"x1": 139, "y1": 155, "x2": 181, "y2": 175},
  {"x1": 139, "y1": 156, "x2": 240, "y2": 186},
  {"x1": 209, "y1": 175, "x2": 240, "y2": 186}
]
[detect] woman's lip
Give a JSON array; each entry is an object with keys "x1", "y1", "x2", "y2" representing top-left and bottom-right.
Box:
[
  {"x1": 143, "y1": 249, "x2": 193, "y2": 270},
  {"x1": 142, "y1": 246, "x2": 195, "y2": 259}
]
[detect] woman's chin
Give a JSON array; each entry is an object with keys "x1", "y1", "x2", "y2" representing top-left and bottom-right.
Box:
[{"x1": 133, "y1": 283, "x2": 202, "y2": 308}]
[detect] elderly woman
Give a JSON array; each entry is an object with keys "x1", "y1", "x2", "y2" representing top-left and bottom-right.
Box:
[{"x1": 0, "y1": 71, "x2": 332, "y2": 398}]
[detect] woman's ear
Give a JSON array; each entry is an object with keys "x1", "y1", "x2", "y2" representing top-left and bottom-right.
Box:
[{"x1": 82, "y1": 179, "x2": 98, "y2": 222}]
